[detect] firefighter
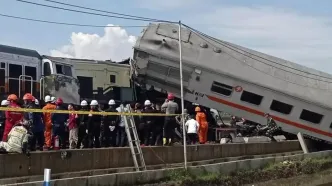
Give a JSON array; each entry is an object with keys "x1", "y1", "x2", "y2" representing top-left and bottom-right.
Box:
[
  {"x1": 0, "y1": 100, "x2": 9, "y2": 139},
  {"x1": 0, "y1": 120, "x2": 30, "y2": 154},
  {"x1": 23, "y1": 94, "x2": 44, "y2": 151},
  {"x1": 161, "y1": 93, "x2": 179, "y2": 146},
  {"x1": 87, "y1": 100, "x2": 101, "y2": 148},
  {"x1": 51, "y1": 98, "x2": 68, "y2": 149},
  {"x1": 195, "y1": 106, "x2": 208, "y2": 144},
  {"x1": 263, "y1": 113, "x2": 279, "y2": 142},
  {"x1": 101, "y1": 99, "x2": 119, "y2": 147},
  {"x1": 77, "y1": 100, "x2": 89, "y2": 149},
  {"x1": 42, "y1": 95, "x2": 56, "y2": 150},
  {"x1": 141, "y1": 100, "x2": 155, "y2": 146},
  {"x1": 3, "y1": 94, "x2": 23, "y2": 142}
]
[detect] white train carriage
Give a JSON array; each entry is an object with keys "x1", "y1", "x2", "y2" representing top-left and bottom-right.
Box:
[{"x1": 131, "y1": 23, "x2": 332, "y2": 143}]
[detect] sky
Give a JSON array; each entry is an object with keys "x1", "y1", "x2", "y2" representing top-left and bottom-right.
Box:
[{"x1": 1, "y1": 0, "x2": 332, "y2": 73}]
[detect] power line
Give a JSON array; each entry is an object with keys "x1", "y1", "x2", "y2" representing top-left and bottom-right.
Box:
[
  {"x1": 183, "y1": 24, "x2": 332, "y2": 82},
  {"x1": 15, "y1": 0, "x2": 176, "y2": 23},
  {"x1": 0, "y1": 13, "x2": 147, "y2": 28},
  {"x1": 42, "y1": 0, "x2": 161, "y2": 22}
]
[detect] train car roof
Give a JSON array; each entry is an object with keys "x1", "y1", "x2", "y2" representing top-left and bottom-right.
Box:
[
  {"x1": 0, "y1": 44, "x2": 41, "y2": 59},
  {"x1": 134, "y1": 23, "x2": 332, "y2": 108}
]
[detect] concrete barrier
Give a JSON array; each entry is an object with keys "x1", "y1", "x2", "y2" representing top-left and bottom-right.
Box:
[
  {"x1": 8, "y1": 150, "x2": 332, "y2": 186},
  {"x1": 0, "y1": 141, "x2": 301, "y2": 178}
]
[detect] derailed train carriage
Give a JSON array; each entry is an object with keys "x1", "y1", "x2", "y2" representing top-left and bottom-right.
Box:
[{"x1": 131, "y1": 23, "x2": 332, "y2": 143}]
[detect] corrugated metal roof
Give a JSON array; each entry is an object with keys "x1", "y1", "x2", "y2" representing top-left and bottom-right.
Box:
[{"x1": 0, "y1": 44, "x2": 41, "y2": 59}]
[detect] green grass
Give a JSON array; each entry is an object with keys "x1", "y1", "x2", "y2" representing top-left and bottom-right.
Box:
[{"x1": 159, "y1": 157, "x2": 332, "y2": 186}]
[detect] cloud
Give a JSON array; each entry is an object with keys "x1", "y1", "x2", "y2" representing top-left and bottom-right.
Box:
[
  {"x1": 50, "y1": 24, "x2": 136, "y2": 61},
  {"x1": 190, "y1": 6, "x2": 332, "y2": 73}
]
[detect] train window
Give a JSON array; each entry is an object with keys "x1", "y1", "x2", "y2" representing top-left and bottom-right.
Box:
[
  {"x1": 56, "y1": 64, "x2": 72, "y2": 76},
  {"x1": 43, "y1": 62, "x2": 51, "y2": 76},
  {"x1": 0, "y1": 69, "x2": 4, "y2": 86},
  {"x1": 240, "y1": 90, "x2": 263, "y2": 105},
  {"x1": 25, "y1": 66, "x2": 37, "y2": 80},
  {"x1": 9, "y1": 64, "x2": 22, "y2": 78},
  {"x1": 270, "y1": 100, "x2": 293, "y2": 114},
  {"x1": 0, "y1": 62, "x2": 5, "y2": 69},
  {"x1": 211, "y1": 81, "x2": 233, "y2": 96},
  {"x1": 300, "y1": 109, "x2": 323, "y2": 124},
  {"x1": 63, "y1": 65, "x2": 72, "y2": 76},
  {"x1": 110, "y1": 75, "x2": 116, "y2": 83},
  {"x1": 56, "y1": 64, "x2": 63, "y2": 74}
]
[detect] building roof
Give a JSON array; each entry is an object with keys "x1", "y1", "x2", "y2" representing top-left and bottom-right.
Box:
[
  {"x1": 43, "y1": 55, "x2": 130, "y2": 68},
  {"x1": 0, "y1": 44, "x2": 41, "y2": 59}
]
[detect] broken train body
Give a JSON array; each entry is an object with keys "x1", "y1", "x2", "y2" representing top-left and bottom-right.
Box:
[{"x1": 132, "y1": 23, "x2": 332, "y2": 143}]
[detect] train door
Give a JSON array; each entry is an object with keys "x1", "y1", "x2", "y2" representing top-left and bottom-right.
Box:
[
  {"x1": 0, "y1": 62, "x2": 6, "y2": 99},
  {"x1": 23, "y1": 64, "x2": 38, "y2": 98},
  {"x1": 40, "y1": 60, "x2": 54, "y2": 99}
]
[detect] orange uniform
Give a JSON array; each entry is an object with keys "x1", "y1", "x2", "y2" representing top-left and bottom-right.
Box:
[
  {"x1": 196, "y1": 111, "x2": 208, "y2": 144},
  {"x1": 43, "y1": 103, "x2": 56, "y2": 148}
]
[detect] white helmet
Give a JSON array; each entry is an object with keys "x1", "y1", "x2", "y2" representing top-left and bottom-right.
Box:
[
  {"x1": 144, "y1": 100, "x2": 151, "y2": 106},
  {"x1": 108, "y1": 99, "x2": 116, "y2": 105},
  {"x1": 90, "y1": 100, "x2": 98, "y2": 106},
  {"x1": 1, "y1": 100, "x2": 9, "y2": 106},
  {"x1": 34, "y1": 99, "x2": 39, "y2": 105},
  {"x1": 44, "y1": 95, "x2": 51, "y2": 103},
  {"x1": 51, "y1": 96, "x2": 56, "y2": 103},
  {"x1": 81, "y1": 100, "x2": 88, "y2": 106}
]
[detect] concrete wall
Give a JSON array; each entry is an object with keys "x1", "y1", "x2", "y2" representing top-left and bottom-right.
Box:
[
  {"x1": 0, "y1": 141, "x2": 301, "y2": 178},
  {"x1": 8, "y1": 150, "x2": 332, "y2": 186}
]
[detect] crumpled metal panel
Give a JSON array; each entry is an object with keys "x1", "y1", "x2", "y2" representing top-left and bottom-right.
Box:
[{"x1": 43, "y1": 75, "x2": 80, "y2": 104}]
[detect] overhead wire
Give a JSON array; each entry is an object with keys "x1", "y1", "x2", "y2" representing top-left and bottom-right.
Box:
[
  {"x1": 182, "y1": 24, "x2": 332, "y2": 88},
  {"x1": 42, "y1": 0, "x2": 163, "y2": 22},
  {"x1": 0, "y1": 13, "x2": 147, "y2": 28},
  {"x1": 183, "y1": 23, "x2": 332, "y2": 82},
  {"x1": 15, "y1": 0, "x2": 176, "y2": 23}
]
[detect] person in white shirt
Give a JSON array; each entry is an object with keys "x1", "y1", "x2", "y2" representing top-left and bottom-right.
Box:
[{"x1": 185, "y1": 115, "x2": 199, "y2": 145}]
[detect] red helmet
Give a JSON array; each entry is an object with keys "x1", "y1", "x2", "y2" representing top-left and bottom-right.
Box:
[
  {"x1": 167, "y1": 93, "x2": 175, "y2": 100},
  {"x1": 23, "y1": 93, "x2": 34, "y2": 100},
  {"x1": 7, "y1": 94, "x2": 18, "y2": 101},
  {"x1": 56, "y1": 98, "x2": 63, "y2": 105}
]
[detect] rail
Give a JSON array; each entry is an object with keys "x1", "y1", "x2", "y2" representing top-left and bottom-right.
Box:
[{"x1": 18, "y1": 75, "x2": 33, "y2": 98}]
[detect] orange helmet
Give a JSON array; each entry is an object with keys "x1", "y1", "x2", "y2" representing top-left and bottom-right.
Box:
[
  {"x1": 23, "y1": 93, "x2": 34, "y2": 100},
  {"x1": 195, "y1": 106, "x2": 201, "y2": 112},
  {"x1": 7, "y1": 94, "x2": 18, "y2": 101}
]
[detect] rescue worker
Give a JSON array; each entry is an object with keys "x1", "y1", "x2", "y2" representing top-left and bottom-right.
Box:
[
  {"x1": 101, "y1": 99, "x2": 119, "y2": 147},
  {"x1": 161, "y1": 93, "x2": 179, "y2": 146},
  {"x1": 42, "y1": 95, "x2": 56, "y2": 150},
  {"x1": 87, "y1": 100, "x2": 101, "y2": 148},
  {"x1": 152, "y1": 103, "x2": 164, "y2": 146},
  {"x1": 3, "y1": 94, "x2": 23, "y2": 142},
  {"x1": 195, "y1": 106, "x2": 208, "y2": 144},
  {"x1": 22, "y1": 94, "x2": 44, "y2": 151},
  {"x1": 0, "y1": 120, "x2": 30, "y2": 154},
  {"x1": 116, "y1": 102, "x2": 128, "y2": 147},
  {"x1": 134, "y1": 103, "x2": 144, "y2": 145},
  {"x1": 51, "y1": 98, "x2": 68, "y2": 149},
  {"x1": 0, "y1": 100, "x2": 9, "y2": 139},
  {"x1": 77, "y1": 100, "x2": 89, "y2": 149},
  {"x1": 263, "y1": 113, "x2": 279, "y2": 142},
  {"x1": 141, "y1": 100, "x2": 155, "y2": 146}
]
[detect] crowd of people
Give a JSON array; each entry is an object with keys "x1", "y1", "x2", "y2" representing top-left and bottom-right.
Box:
[{"x1": 0, "y1": 92, "x2": 212, "y2": 154}]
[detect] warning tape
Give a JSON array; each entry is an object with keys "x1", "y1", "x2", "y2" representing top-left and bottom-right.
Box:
[{"x1": 0, "y1": 107, "x2": 180, "y2": 116}]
